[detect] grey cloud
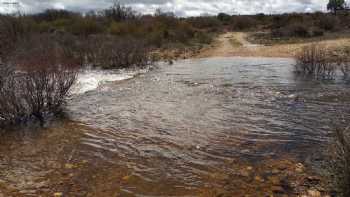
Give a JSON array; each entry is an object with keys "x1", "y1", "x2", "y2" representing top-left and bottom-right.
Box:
[{"x1": 0, "y1": 0, "x2": 346, "y2": 16}]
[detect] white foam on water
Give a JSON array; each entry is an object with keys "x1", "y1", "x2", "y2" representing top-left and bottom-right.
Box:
[{"x1": 71, "y1": 69, "x2": 144, "y2": 95}]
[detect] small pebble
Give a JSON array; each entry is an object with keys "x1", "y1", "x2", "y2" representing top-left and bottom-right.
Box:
[
  {"x1": 54, "y1": 192, "x2": 63, "y2": 197},
  {"x1": 307, "y1": 189, "x2": 321, "y2": 197}
]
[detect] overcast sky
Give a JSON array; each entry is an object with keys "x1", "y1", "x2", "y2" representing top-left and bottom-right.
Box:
[{"x1": 0, "y1": 0, "x2": 347, "y2": 16}]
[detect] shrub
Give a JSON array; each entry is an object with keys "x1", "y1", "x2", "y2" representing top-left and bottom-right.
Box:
[
  {"x1": 83, "y1": 35, "x2": 153, "y2": 69},
  {"x1": 286, "y1": 23, "x2": 310, "y2": 37},
  {"x1": 102, "y1": 2, "x2": 137, "y2": 22},
  {"x1": 0, "y1": 65, "x2": 27, "y2": 125},
  {"x1": 318, "y1": 15, "x2": 340, "y2": 31},
  {"x1": 0, "y1": 16, "x2": 32, "y2": 61},
  {"x1": 0, "y1": 34, "x2": 78, "y2": 126},
  {"x1": 50, "y1": 18, "x2": 72, "y2": 30},
  {"x1": 32, "y1": 9, "x2": 77, "y2": 22},
  {"x1": 68, "y1": 18, "x2": 104, "y2": 36},
  {"x1": 333, "y1": 46, "x2": 350, "y2": 76},
  {"x1": 109, "y1": 21, "x2": 143, "y2": 37},
  {"x1": 187, "y1": 16, "x2": 221, "y2": 31},
  {"x1": 231, "y1": 16, "x2": 257, "y2": 31},
  {"x1": 171, "y1": 22, "x2": 195, "y2": 44},
  {"x1": 310, "y1": 27, "x2": 325, "y2": 37},
  {"x1": 195, "y1": 31, "x2": 213, "y2": 44},
  {"x1": 329, "y1": 128, "x2": 350, "y2": 197},
  {"x1": 101, "y1": 37, "x2": 153, "y2": 69},
  {"x1": 0, "y1": 65, "x2": 77, "y2": 126},
  {"x1": 146, "y1": 30, "x2": 165, "y2": 47},
  {"x1": 295, "y1": 44, "x2": 336, "y2": 77},
  {"x1": 295, "y1": 44, "x2": 350, "y2": 78},
  {"x1": 272, "y1": 22, "x2": 314, "y2": 38},
  {"x1": 217, "y1": 13, "x2": 231, "y2": 23}
]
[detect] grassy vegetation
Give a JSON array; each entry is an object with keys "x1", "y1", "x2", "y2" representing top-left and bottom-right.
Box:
[
  {"x1": 330, "y1": 128, "x2": 350, "y2": 197},
  {"x1": 294, "y1": 44, "x2": 350, "y2": 78},
  {"x1": 229, "y1": 37, "x2": 243, "y2": 47}
]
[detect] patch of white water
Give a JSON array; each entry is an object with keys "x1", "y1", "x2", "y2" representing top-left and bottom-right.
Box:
[{"x1": 71, "y1": 69, "x2": 146, "y2": 95}]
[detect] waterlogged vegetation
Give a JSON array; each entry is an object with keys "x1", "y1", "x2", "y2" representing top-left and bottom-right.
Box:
[
  {"x1": 0, "y1": 34, "x2": 79, "y2": 126},
  {"x1": 293, "y1": 42, "x2": 350, "y2": 196},
  {"x1": 295, "y1": 44, "x2": 350, "y2": 78},
  {"x1": 0, "y1": 0, "x2": 350, "y2": 196},
  {"x1": 330, "y1": 128, "x2": 350, "y2": 197}
]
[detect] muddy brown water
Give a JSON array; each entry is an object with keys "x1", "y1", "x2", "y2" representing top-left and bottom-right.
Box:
[{"x1": 1, "y1": 57, "x2": 350, "y2": 196}]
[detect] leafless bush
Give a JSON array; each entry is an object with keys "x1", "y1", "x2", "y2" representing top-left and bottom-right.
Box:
[
  {"x1": 295, "y1": 44, "x2": 350, "y2": 78},
  {"x1": 0, "y1": 34, "x2": 78, "y2": 126},
  {"x1": 333, "y1": 47, "x2": 350, "y2": 77},
  {"x1": 21, "y1": 67, "x2": 77, "y2": 122},
  {"x1": 329, "y1": 127, "x2": 350, "y2": 197},
  {"x1": 0, "y1": 64, "x2": 28, "y2": 125},
  {"x1": 101, "y1": 1, "x2": 138, "y2": 22},
  {"x1": 336, "y1": 58, "x2": 350, "y2": 77},
  {"x1": 295, "y1": 44, "x2": 336, "y2": 78}
]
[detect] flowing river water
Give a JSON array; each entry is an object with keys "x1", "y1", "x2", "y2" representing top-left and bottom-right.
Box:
[{"x1": 1, "y1": 57, "x2": 350, "y2": 196}]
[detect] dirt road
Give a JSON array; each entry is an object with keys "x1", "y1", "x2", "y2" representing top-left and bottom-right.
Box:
[{"x1": 198, "y1": 32, "x2": 350, "y2": 58}]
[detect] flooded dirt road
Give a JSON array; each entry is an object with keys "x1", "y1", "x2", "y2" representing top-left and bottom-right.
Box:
[
  {"x1": 198, "y1": 32, "x2": 350, "y2": 58},
  {"x1": 1, "y1": 57, "x2": 350, "y2": 196}
]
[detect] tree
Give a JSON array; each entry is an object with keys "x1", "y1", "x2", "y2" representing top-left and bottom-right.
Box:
[
  {"x1": 217, "y1": 13, "x2": 231, "y2": 22},
  {"x1": 327, "y1": 0, "x2": 345, "y2": 14},
  {"x1": 102, "y1": 1, "x2": 137, "y2": 21}
]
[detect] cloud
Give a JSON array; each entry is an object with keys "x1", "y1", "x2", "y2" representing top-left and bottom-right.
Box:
[{"x1": 0, "y1": 0, "x2": 342, "y2": 16}]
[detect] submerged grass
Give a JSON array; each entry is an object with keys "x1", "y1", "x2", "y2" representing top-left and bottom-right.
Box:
[
  {"x1": 294, "y1": 43, "x2": 350, "y2": 79},
  {"x1": 329, "y1": 127, "x2": 350, "y2": 197}
]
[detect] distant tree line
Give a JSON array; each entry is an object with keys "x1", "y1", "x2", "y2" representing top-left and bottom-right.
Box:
[{"x1": 327, "y1": 0, "x2": 348, "y2": 14}]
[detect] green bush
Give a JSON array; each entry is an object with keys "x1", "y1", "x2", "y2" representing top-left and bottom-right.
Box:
[
  {"x1": 81, "y1": 35, "x2": 153, "y2": 69},
  {"x1": 318, "y1": 15, "x2": 340, "y2": 31},
  {"x1": 272, "y1": 23, "x2": 311, "y2": 38},
  {"x1": 68, "y1": 18, "x2": 104, "y2": 36},
  {"x1": 171, "y1": 22, "x2": 195, "y2": 44},
  {"x1": 217, "y1": 12, "x2": 231, "y2": 25},
  {"x1": 231, "y1": 16, "x2": 258, "y2": 31},
  {"x1": 311, "y1": 27, "x2": 325, "y2": 37},
  {"x1": 33, "y1": 9, "x2": 77, "y2": 22},
  {"x1": 51, "y1": 18, "x2": 72, "y2": 30},
  {"x1": 287, "y1": 23, "x2": 310, "y2": 37},
  {"x1": 109, "y1": 21, "x2": 143, "y2": 37},
  {"x1": 188, "y1": 16, "x2": 221, "y2": 30},
  {"x1": 195, "y1": 31, "x2": 213, "y2": 44}
]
